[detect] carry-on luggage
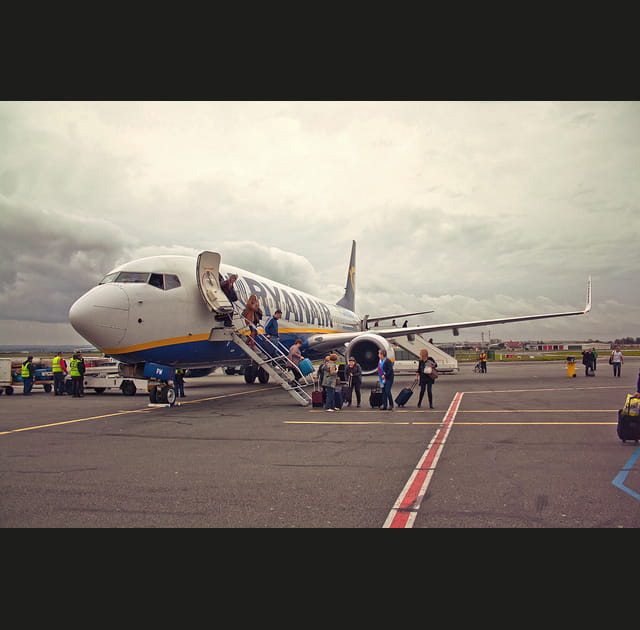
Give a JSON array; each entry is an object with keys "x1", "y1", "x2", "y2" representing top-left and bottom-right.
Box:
[
  {"x1": 342, "y1": 376, "x2": 352, "y2": 406},
  {"x1": 617, "y1": 394, "x2": 640, "y2": 443},
  {"x1": 298, "y1": 358, "x2": 314, "y2": 376},
  {"x1": 369, "y1": 385, "x2": 383, "y2": 408},
  {"x1": 395, "y1": 381, "x2": 417, "y2": 407},
  {"x1": 311, "y1": 383, "x2": 324, "y2": 408}
]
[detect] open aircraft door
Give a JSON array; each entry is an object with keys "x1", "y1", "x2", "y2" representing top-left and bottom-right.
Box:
[{"x1": 196, "y1": 251, "x2": 233, "y2": 314}]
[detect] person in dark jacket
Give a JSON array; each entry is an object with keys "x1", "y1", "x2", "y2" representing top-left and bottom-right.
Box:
[
  {"x1": 219, "y1": 274, "x2": 239, "y2": 327},
  {"x1": 377, "y1": 349, "x2": 395, "y2": 411},
  {"x1": 582, "y1": 349, "x2": 594, "y2": 377},
  {"x1": 345, "y1": 357, "x2": 363, "y2": 407},
  {"x1": 415, "y1": 348, "x2": 437, "y2": 409}
]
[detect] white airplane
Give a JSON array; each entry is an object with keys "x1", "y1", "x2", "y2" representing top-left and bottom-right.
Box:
[{"x1": 69, "y1": 241, "x2": 591, "y2": 403}]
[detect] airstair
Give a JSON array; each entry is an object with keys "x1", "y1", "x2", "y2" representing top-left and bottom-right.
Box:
[
  {"x1": 208, "y1": 304, "x2": 313, "y2": 406},
  {"x1": 391, "y1": 334, "x2": 459, "y2": 373}
]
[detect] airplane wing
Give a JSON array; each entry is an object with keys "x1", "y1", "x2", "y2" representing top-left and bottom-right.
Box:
[
  {"x1": 365, "y1": 310, "x2": 434, "y2": 324},
  {"x1": 307, "y1": 278, "x2": 592, "y2": 353}
]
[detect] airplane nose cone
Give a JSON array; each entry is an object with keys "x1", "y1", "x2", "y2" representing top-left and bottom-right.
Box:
[{"x1": 69, "y1": 284, "x2": 130, "y2": 349}]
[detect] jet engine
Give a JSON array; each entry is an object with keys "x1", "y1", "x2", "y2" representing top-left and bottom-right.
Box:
[{"x1": 345, "y1": 333, "x2": 395, "y2": 375}]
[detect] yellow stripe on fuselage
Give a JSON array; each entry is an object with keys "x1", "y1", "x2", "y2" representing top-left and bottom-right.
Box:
[{"x1": 102, "y1": 327, "x2": 335, "y2": 355}]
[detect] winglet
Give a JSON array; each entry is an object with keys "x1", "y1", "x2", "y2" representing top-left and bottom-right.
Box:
[{"x1": 584, "y1": 276, "x2": 592, "y2": 313}]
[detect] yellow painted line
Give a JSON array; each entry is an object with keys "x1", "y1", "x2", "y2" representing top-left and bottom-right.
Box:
[{"x1": 0, "y1": 386, "x2": 280, "y2": 437}]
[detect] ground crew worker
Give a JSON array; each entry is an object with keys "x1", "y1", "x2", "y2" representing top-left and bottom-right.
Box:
[
  {"x1": 174, "y1": 368, "x2": 186, "y2": 398},
  {"x1": 52, "y1": 351, "x2": 68, "y2": 395},
  {"x1": 479, "y1": 350, "x2": 488, "y2": 373},
  {"x1": 69, "y1": 352, "x2": 83, "y2": 398},
  {"x1": 21, "y1": 355, "x2": 35, "y2": 395}
]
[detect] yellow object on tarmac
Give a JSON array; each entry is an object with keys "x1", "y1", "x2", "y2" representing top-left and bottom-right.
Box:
[{"x1": 566, "y1": 357, "x2": 576, "y2": 378}]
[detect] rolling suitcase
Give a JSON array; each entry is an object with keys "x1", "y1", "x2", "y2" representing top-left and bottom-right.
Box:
[
  {"x1": 312, "y1": 383, "x2": 324, "y2": 408},
  {"x1": 395, "y1": 381, "x2": 417, "y2": 407},
  {"x1": 342, "y1": 376, "x2": 352, "y2": 406},
  {"x1": 617, "y1": 394, "x2": 640, "y2": 443},
  {"x1": 369, "y1": 385, "x2": 383, "y2": 408},
  {"x1": 298, "y1": 358, "x2": 314, "y2": 376}
]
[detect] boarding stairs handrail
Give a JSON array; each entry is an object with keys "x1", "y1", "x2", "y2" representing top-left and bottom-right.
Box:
[{"x1": 217, "y1": 303, "x2": 312, "y2": 406}]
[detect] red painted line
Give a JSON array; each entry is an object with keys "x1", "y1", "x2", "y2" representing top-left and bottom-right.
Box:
[{"x1": 383, "y1": 392, "x2": 464, "y2": 528}]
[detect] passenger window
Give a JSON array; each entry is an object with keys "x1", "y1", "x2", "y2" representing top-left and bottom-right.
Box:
[
  {"x1": 148, "y1": 273, "x2": 164, "y2": 289},
  {"x1": 164, "y1": 274, "x2": 181, "y2": 290}
]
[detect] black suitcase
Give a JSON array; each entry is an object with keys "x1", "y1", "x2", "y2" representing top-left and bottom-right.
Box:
[
  {"x1": 370, "y1": 385, "x2": 383, "y2": 408},
  {"x1": 342, "y1": 376, "x2": 352, "y2": 406},
  {"x1": 617, "y1": 394, "x2": 640, "y2": 443},
  {"x1": 395, "y1": 382, "x2": 416, "y2": 407}
]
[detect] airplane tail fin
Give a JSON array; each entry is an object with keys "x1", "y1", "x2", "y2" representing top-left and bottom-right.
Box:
[{"x1": 336, "y1": 240, "x2": 356, "y2": 312}]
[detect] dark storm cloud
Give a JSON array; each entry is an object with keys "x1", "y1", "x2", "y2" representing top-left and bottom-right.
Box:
[{"x1": 0, "y1": 197, "x2": 136, "y2": 322}]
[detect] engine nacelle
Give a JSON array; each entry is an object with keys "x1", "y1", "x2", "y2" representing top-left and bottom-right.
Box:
[{"x1": 345, "y1": 333, "x2": 395, "y2": 375}]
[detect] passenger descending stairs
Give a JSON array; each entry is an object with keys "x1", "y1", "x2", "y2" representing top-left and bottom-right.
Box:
[{"x1": 208, "y1": 305, "x2": 313, "y2": 406}]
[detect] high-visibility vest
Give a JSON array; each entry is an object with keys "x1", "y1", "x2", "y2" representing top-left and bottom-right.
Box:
[
  {"x1": 69, "y1": 357, "x2": 81, "y2": 377},
  {"x1": 52, "y1": 355, "x2": 63, "y2": 372},
  {"x1": 21, "y1": 361, "x2": 32, "y2": 378}
]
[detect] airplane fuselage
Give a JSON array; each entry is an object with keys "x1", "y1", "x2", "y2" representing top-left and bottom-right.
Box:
[{"x1": 69, "y1": 255, "x2": 360, "y2": 370}]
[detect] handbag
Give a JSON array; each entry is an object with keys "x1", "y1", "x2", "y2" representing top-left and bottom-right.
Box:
[
  {"x1": 609, "y1": 356, "x2": 614, "y2": 365},
  {"x1": 424, "y1": 361, "x2": 438, "y2": 379}
]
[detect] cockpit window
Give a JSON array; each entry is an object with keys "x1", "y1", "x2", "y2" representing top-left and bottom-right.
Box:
[
  {"x1": 99, "y1": 271, "x2": 181, "y2": 290},
  {"x1": 99, "y1": 272, "x2": 119, "y2": 284},
  {"x1": 116, "y1": 271, "x2": 150, "y2": 283},
  {"x1": 164, "y1": 274, "x2": 181, "y2": 290},
  {"x1": 149, "y1": 273, "x2": 164, "y2": 289}
]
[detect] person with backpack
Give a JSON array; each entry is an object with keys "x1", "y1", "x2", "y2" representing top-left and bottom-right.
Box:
[{"x1": 322, "y1": 353, "x2": 340, "y2": 412}]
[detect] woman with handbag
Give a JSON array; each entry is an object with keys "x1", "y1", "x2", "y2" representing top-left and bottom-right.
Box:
[
  {"x1": 242, "y1": 294, "x2": 262, "y2": 349},
  {"x1": 415, "y1": 348, "x2": 438, "y2": 409}
]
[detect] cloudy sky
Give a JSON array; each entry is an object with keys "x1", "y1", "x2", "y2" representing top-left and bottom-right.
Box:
[{"x1": 1, "y1": 101, "x2": 639, "y2": 346}]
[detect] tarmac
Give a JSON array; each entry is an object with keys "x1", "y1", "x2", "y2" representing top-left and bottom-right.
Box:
[{"x1": 1, "y1": 358, "x2": 639, "y2": 528}]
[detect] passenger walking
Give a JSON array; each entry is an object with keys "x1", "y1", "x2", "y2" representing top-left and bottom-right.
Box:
[
  {"x1": 582, "y1": 349, "x2": 595, "y2": 377},
  {"x1": 345, "y1": 357, "x2": 362, "y2": 407},
  {"x1": 610, "y1": 346, "x2": 624, "y2": 377},
  {"x1": 286, "y1": 338, "x2": 305, "y2": 382},
  {"x1": 264, "y1": 309, "x2": 282, "y2": 345},
  {"x1": 377, "y1": 349, "x2": 395, "y2": 410},
  {"x1": 21, "y1": 355, "x2": 35, "y2": 395},
  {"x1": 415, "y1": 348, "x2": 438, "y2": 409},
  {"x1": 591, "y1": 347, "x2": 598, "y2": 372},
  {"x1": 242, "y1": 294, "x2": 262, "y2": 349},
  {"x1": 52, "y1": 351, "x2": 68, "y2": 396},
  {"x1": 174, "y1": 368, "x2": 186, "y2": 398},
  {"x1": 219, "y1": 273, "x2": 239, "y2": 326},
  {"x1": 322, "y1": 353, "x2": 340, "y2": 412}
]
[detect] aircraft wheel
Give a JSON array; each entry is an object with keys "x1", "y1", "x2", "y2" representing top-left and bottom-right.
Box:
[
  {"x1": 157, "y1": 384, "x2": 176, "y2": 405},
  {"x1": 121, "y1": 380, "x2": 137, "y2": 396},
  {"x1": 149, "y1": 385, "x2": 158, "y2": 403},
  {"x1": 258, "y1": 367, "x2": 270, "y2": 384},
  {"x1": 44, "y1": 383, "x2": 52, "y2": 393},
  {"x1": 244, "y1": 364, "x2": 257, "y2": 384},
  {"x1": 5, "y1": 386, "x2": 13, "y2": 395}
]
